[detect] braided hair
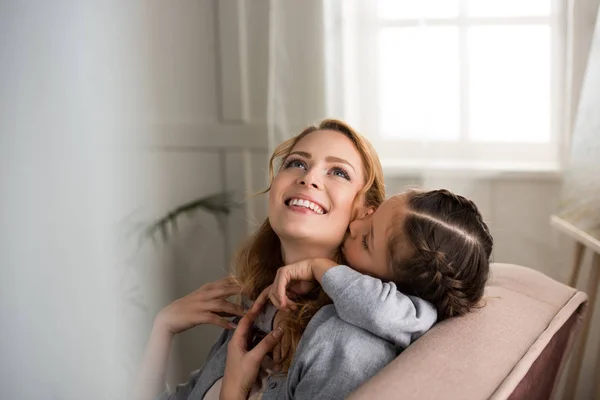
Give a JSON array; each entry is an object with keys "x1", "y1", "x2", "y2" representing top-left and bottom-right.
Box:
[{"x1": 388, "y1": 189, "x2": 493, "y2": 320}]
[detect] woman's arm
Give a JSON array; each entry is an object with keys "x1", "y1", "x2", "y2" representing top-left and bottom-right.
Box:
[
  {"x1": 133, "y1": 321, "x2": 174, "y2": 400},
  {"x1": 271, "y1": 259, "x2": 437, "y2": 348},
  {"x1": 134, "y1": 277, "x2": 245, "y2": 400}
]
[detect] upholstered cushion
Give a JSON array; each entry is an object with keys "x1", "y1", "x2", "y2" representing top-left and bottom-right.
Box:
[{"x1": 348, "y1": 263, "x2": 587, "y2": 400}]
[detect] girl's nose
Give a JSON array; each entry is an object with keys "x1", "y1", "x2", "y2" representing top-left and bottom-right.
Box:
[{"x1": 348, "y1": 219, "x2": 361, "y2": 239}]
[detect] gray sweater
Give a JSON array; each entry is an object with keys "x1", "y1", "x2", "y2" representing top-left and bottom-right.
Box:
[{"x1": 158, "y1": 265, "x2": 437, "y2": 400}]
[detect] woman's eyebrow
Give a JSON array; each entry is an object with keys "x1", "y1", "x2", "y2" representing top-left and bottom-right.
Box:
[
  {"x1": 288, "y1": 151, "x2": 310, "y2": 158},
  {"x1": 327, "y1": 156, "x2": 355, "y2": 172},
  {"x1": 287, "y1": 151, "x2": 355, "y2": 172}
]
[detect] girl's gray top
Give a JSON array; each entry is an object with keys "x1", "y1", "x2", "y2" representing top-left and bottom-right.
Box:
[{"x1": 158, "y1": 265, "x2": 437, "y2": 400}]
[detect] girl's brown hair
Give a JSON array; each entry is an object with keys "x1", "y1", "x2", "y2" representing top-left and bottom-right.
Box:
[
  {"x1": 233, "y1": 119, "x2": 385, "y2": 370},
  {"x1": 389, "y1": 189, "x2": 493, "y2": 320}
]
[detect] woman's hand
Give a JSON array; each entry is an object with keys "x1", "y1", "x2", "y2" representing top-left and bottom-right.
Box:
[
  {"x1": 269, "y1": 258, "x2": 339, "y2": 311},
  {"x1": 155, "y1": 276, "x2": 245, "y2": 335},
  {"x1": 220, "y1": 290, "x2": 283, "y2": 400}
]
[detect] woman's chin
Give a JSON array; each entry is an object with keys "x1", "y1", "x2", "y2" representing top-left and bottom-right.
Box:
[{"x1": 279, "y1": 226, "x2": 323, "y2": 241}]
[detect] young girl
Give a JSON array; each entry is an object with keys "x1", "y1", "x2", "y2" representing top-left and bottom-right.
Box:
[{"x1": 265, "y1": 189, "x2": 493, "y2": 348}]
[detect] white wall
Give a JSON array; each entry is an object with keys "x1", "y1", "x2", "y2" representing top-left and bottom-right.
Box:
[
  {"x1": 0, "y1": 0, "x2": 271, "y2": 398},
  {"x1": 0, "y1": 2, "x2": 162, "y2": 399},
  {"x1": 123, "y1": 0, "x2": 272, "y2": 389}
]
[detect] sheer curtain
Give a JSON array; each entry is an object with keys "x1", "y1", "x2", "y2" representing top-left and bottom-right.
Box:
[
  {"x1": 266, "y1": 0, "x2": 330, "y2": 153},
  {"x1": 565, "y1": 0, "x2": 600, "y2": 137}
]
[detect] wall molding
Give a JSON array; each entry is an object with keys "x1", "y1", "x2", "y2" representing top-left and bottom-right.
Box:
[{"x1": 216, "y1": 0, "x2": 250, "y2": 123}]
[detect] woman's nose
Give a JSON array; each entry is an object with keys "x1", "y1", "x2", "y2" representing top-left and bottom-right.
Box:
[{"x1": 297, "y1": 169, "x2": 322, "y2": 189}]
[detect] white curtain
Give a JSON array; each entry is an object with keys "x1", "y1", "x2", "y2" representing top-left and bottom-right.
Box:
[
  {"x1": 266, "y1": 0, "x2": 331, "y2": 154},
  {"x1": 565, "y1": 0, "x2": 600, "y2": 136}
]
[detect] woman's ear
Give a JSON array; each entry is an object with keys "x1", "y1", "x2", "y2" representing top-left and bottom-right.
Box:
[{"x1": 358, "y1": 206, "x2": 375, "y2": 219}]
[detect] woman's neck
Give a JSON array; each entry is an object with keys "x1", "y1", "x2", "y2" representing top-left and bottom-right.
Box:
[{"x1": 280, "y1": 240, "x2": 336, "y2": 264}]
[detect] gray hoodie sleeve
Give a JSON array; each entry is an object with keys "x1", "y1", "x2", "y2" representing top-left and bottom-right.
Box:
[{"x1": 321, "y1": 264, "x2": 437, "y2": 348}]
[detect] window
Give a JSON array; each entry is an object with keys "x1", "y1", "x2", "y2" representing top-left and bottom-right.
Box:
[{"x1": 335, "y1": 0, "x2": 565, "y2": 171}]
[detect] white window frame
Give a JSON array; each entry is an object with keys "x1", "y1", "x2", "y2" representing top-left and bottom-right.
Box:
[{"x1": 334, "y1": 0, "x2": 567, "y2": 173}]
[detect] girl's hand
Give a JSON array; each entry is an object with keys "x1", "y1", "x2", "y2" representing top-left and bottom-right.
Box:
[
  {"x1": 269, "y1": 258, "x2": 340, "y2": 311},
  {"x1": 220, "y1": 294, "x2": 283, "y2": 400},
  {"x1": 269, "y1": 259, "x2": 316, "y2": 311},
  {"x1": 155, "y1": 276, "x2": 245, "y2": 335}
]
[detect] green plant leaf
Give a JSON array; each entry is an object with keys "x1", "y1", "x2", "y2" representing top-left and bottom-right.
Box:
[{"x1": 146, "y1": 191, "x2": 238, "y2": 243}]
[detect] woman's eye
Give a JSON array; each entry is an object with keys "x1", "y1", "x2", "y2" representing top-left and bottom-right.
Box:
[
  {"x1": 361, "y1": 234, "x2": 368, "y2": 251},
  {"x1": 284, "y1": 158, "x2": 306, "y2": 170},
  {"x1": 331, "y1": 167, "x2": 350, "y2": 180}
]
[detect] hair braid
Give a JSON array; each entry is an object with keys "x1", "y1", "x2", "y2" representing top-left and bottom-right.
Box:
[{"x1": 389, "y1": 188, "x2": 492, "y2": 320}]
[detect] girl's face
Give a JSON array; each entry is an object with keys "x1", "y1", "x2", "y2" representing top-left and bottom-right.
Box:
[
  {"x1": 342, "y1": 194, "x2": 412, "y2": 280},
  {"x1": 268, "y1": 130, "x2": 366, "y2": 253}
]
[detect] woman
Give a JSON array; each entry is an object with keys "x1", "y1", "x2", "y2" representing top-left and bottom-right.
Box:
[{"x1": 135, "y1": 119, "x2": 388, "y2": 400}]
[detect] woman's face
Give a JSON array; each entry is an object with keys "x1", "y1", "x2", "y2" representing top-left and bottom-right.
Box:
[{"x1": 268, "y1": 130, "x2": 366, "y2": 252}]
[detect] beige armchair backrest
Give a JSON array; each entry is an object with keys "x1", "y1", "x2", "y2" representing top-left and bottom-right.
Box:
[{"x1": 349, "y1": 263, "x2": 587, "y2": 400}]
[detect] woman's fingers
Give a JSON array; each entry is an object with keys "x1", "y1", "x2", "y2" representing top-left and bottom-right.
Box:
[
  {"x1": 249, "y1": 327, "x2": 283, "y2": 362},
  {"x1": 261, "y1": 356, "x2": 281, "y2": 373},
  {"x1": 206, "y1": 299, "x2": 245, "y2": 317},
  {"x1": 207, "y1": 281, "x2": 242, "y2": 300},
  {"x1": 198, "y1": 276, "x2": 240, "y2": 295},
  {"x1": 230, "y1": 311, "x2": 258, "y2": 348},
  {"x1": 230, "y1": 287, "x2": 274, "y2": 348},
  {"x1": 250, "y1": 286, "x2": 271, "y2": 316},
  {"x1": 203, "y1": 313, "x2": 237, "y2": 330}
]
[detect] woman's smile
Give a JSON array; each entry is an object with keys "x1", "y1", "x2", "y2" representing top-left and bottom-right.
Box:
[{"x1": 284, "y1": 195, "x2": 327, "y2": 215}]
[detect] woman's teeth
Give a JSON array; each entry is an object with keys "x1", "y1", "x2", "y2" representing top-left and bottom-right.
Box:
[{"x1": 288, "y1": 198, "x2": 325, "y2": 215}]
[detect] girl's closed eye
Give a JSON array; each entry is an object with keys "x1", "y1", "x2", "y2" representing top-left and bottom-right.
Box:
[{"x1": 361, "y1": 234, "x2": 368, "y2": 251}]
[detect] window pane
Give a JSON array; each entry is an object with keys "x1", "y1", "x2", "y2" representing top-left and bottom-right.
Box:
[
  {"x1": 468, "y1": 0, "x2": 551, "y2": 17},
  {"x1": 379, "y1": 27, "x2": 460, "y2": 141},
  {"x1": 378, "y1": 0, "x2": 459, "y2": 19},
  {"x1": 468, "y1": 26, "x2": 550, "y2": 142}
]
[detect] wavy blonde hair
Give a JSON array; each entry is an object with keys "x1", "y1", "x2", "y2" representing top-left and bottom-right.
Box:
[{"x1": 233, "y1": 119, "x2": 385, "y2": 370}]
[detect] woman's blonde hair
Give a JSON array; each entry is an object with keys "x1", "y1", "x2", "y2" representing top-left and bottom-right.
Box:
[{"x1": 233, "y1": 119, "x2": 385, "y2": 370}]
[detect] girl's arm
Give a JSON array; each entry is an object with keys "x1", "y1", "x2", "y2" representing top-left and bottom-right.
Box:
[
  {"x1": 285, "y1": 305, "x2": 396, "y2": 399},
  {"x1": 270, "y1": 259, "x2": 437, "y2": 348}
]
